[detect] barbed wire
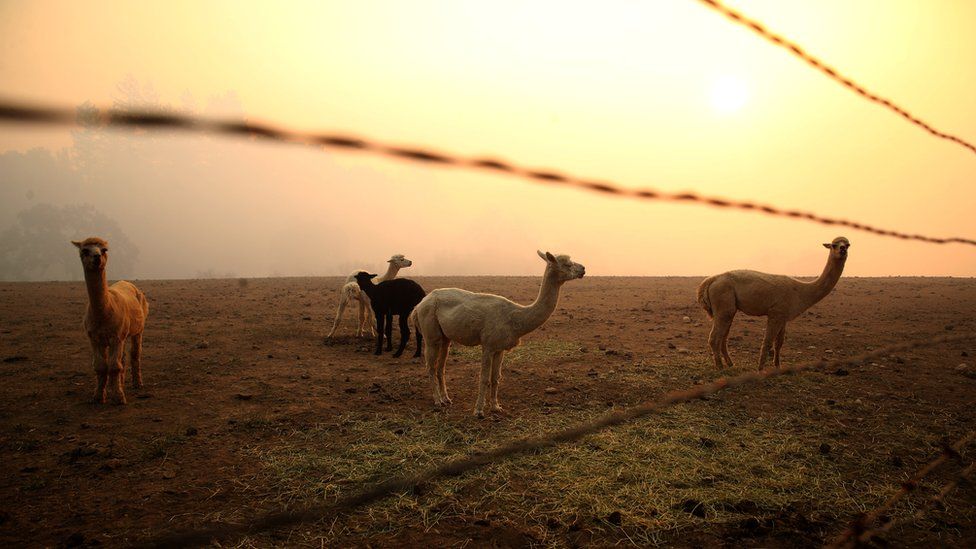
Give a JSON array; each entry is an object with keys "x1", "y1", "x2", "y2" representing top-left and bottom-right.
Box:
[
  {"x1": 696, "y1": 0, "x2": 976, "y2": 157},
  {"x1": 139, "y1": 332, "x2": 975, "y2": 548},
  {"x1": 1, "y1": 100, "x2": 975, "y2": 248},
  {"x1": 828, "y1": 431, "x2": 975, "y2": 548},
  {"x1": 868, "y1": 461, "x2": 976, "y2": 545}
]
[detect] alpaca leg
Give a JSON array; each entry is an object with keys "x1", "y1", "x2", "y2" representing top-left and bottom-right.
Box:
[
  {"x1": 392, "y1": 314, "x2": 410, "y2": 358},
  {"x1": 363, "y1": 295, "x2": 376, "y2": 337},
  {"x1": 721, "y1": 337, "x2": 734, "y2": 369},
  {"x1": 413, "y1": 320, "x2": 423, "y2": 358},
  {"x1": 356, "y1": 299, "x2": 367, "y2": 338},
  {"x1": 107, "y1": 340, "x2": 127, "y2": 405},
  {"x1": 374, "y1": 312, "x2": 385, "y2": 355},
  {"x1": 773, "y1": 326, "x2": 786, "y2": 369},
  {"x1": 129, "y1": 333, "x2": 144, "y2": 389},
  {"x1": 326, "y1": 293, "x2": 349, "y2": 338},
  {"x1": 708, "y1": 313, "x2": 734, "y2": 369},
  {"x1": 384, "y1": 313, "x2": 394, "y2": 352},
  {"x1": 424, "y1": 338, "x2": 445, "y2": 405},
  {"x1": 758, "y1": 317, "x2": 786, "y2": 370},
  {"x1": 437, "y1": 341, "x2": 452, "y2": 404},
  {"x1": 92, "y1": 344, "x2": 108, "y2": 404},
  {"x1": 474, "y1": 350, "x2": 493, "y2": 418},
  {"x1": 489, "y1": 351, "x2": 505, "y2": 413}
]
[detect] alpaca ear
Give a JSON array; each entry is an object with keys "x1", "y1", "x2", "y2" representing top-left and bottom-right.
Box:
[
  {"x1": 823, "y1": 243, "x2": 831, "y2": 249},
  {"x1": 369, "y1": 273, "x2": 378, "y2": 279},
  {"x1": 537, "y1": 250, "x2": 549, "y2": 262},
  {"x1": 71, "y1": 240, "x2": 82, "y2": 249},
  {"x1": 545, "y1": 251, "x2": 557, "y2": 263}
]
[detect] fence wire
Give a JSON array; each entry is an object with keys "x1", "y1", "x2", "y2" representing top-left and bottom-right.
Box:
[
  {"x1": 828, "y1": 431, "x2": 976, "y2": 548},
  {"x1": 1, "y1": 101, "x2": 974, "y2": 248},
  {"x1": 697, "y1": 0, "x2": 976, "y2": 157},
  {"x1": 139, "y1": 332, "x2": 974, "y2": 548}
]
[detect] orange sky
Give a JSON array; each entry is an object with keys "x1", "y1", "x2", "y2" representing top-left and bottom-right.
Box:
[{"x1": 1, "y1": 0, "x2": 975, "y2": 277}]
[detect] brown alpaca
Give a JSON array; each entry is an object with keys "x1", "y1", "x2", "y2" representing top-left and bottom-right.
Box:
[
  {"x1": 697, "y1": 236, "x2": 850, "y2": 370},
  {"x1": 72, "y1": 237, "x2": 149, "y2": 404}
]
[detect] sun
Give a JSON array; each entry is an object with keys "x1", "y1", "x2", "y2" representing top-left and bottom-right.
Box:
[{"x1": 709, "y1": 75, "x2": 749, "y2": 114}]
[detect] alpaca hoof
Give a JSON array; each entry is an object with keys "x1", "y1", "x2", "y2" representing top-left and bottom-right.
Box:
[
  {"x1": 474, "y1": 410, "x2": 485, "y2": 419},
  {"x1": 491, "y1": 405, "x2": 504, "y2": 414}
]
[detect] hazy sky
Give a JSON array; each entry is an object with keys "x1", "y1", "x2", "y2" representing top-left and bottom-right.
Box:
[{"x1": 1, "y1": 0, "x2": 975, "y2": 278}]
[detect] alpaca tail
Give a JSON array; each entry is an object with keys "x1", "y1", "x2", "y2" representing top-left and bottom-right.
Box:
[{"x1": 696, "y1": 276, "x2": 715, "y2": 318}]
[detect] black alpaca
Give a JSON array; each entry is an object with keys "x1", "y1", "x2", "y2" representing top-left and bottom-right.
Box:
[{"x1": 354, "y1": 271, "x2": 426, "y2": 357}]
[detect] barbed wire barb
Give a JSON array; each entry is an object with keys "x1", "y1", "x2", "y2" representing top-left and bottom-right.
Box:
[
  {"x1": 696, "y1": 0, "x2": 976, "y2": 157},
  {"x1": 1, "y1": 100, "x2": 975, "y2": 248}
]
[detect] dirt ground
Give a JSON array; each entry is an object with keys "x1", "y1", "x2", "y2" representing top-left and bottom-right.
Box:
[{"x1": 1, "y1": 276, "x2": 974, "y2": 548}]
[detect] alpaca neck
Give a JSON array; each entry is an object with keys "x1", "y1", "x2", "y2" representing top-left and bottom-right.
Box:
[
  {"x1": 83, "y1": 267, "x2": 111, "y2": 318},
  {"x1": 357, "y1": 279, "x2": 378, "y2": 300},
  {"x1": 512, "y1": 268, "x2": 563, "y2": 336},
  {"x1": 799, "y1": 255, "x2": 845, "y2": 310},
  {"x1": 376, "y1": 263, "x2": 400, "y2": 283}
]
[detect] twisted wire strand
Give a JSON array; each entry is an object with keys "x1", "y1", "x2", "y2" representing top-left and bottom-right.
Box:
[
  {"x1": 696, "y1": 0, "x2": 976, "y2": 157},
  {"x1": 827, "y1": 430, "x2": 976, "y2": 548},
  {"x1": 866, "y1": 461, "x2": 976, "y2": 544},
  {"x1": 139, "y1": 333, "x2": 974, "y2": 548},
  {"x1": 2, "y1": 100, "x2": 974, "y2": 247}
]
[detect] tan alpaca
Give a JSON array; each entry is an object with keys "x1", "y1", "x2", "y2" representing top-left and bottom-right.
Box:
[
  {"x1": 327, "y1": 254, "x2": 412, "y2": 338},
  {"x1": 697, "y1": 236, "x2": 850, "y2": 370},
  {"x1": 414, "y1": 250, "x2": 585, "y2": 418},
  {"x1": 72, "y1": 237, "x2": 149, "y2": 404}
]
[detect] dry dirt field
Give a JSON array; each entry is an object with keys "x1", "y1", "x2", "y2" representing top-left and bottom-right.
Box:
[{"x1": 1, "y1": 276, "x2": 974, "y2": 548}]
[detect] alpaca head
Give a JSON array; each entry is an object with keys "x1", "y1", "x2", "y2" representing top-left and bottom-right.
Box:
[
  {"x1": 537, "y1": 250, "x2": 585, "y2": 282},
  {"x1": 71, "y1": 237, "x2": 109, "y2": 272},
  {"x1": 388, "y1": 254, "x2": 412, "y2": 269},
  {"x1": 353, "y1": 271, "x2": 378, "y2": 288},
  {"x1": 822, "y1": 236, "x2": 851, "y2": 261}
]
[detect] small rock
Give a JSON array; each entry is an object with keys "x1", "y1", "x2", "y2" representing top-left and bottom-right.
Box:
[
  {"x1": 682, "y1": 316, "x2": 691, "y2": 323},
  {"x1": 667, "y1": 342, "x2": 676, "y2": 350},
  {"x1": 677, "y1": 347, "x2": 690, "y2": 354},
  {"x1": 544, "y1": 387, "x2": 559, "y2": 394},
  {"x1": 234, "y1": 393, "x2": 253, "y2": 401}
]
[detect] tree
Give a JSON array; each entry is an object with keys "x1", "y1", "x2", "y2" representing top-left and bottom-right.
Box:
[{"x1": 0, "y1": 204, "x2": 139, "y2": 281}]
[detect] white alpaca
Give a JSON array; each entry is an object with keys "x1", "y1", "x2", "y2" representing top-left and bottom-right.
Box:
[
  {"x1": 413, "y1": 251, "x2": 585, "y2": 417},
  {"x1": 697, "y1": 236, "x2": 850, "y2": 370},
  {"x1": 327, "y1": 254, "x2": 412, "y2": 338}
]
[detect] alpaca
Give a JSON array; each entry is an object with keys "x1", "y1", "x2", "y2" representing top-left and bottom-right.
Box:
[
  {"x1": 697, "y1": 236, "x2": 850, "y2": 370},
  {"x1": 72, "y1": 237, "x2": 149, "y2": 404},
  {"x1": 413, "y1": 250, "x2": 585, "y2": 417},
  {"x1": 354, "y1": 272, "x2": 426, "y2": 357},
  {"x1": 326, "y1": 254, "x2": 412, "y2": 338}
]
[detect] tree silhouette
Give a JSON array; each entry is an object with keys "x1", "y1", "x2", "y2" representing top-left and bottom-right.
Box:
[{"x1": 0, "y1": 203, "x2": 139, "y2": 281}]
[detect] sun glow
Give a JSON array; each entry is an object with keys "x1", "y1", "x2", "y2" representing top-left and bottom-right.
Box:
[{"x1": 709, "y1": 75, "x2": 749, "y2": 114}]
